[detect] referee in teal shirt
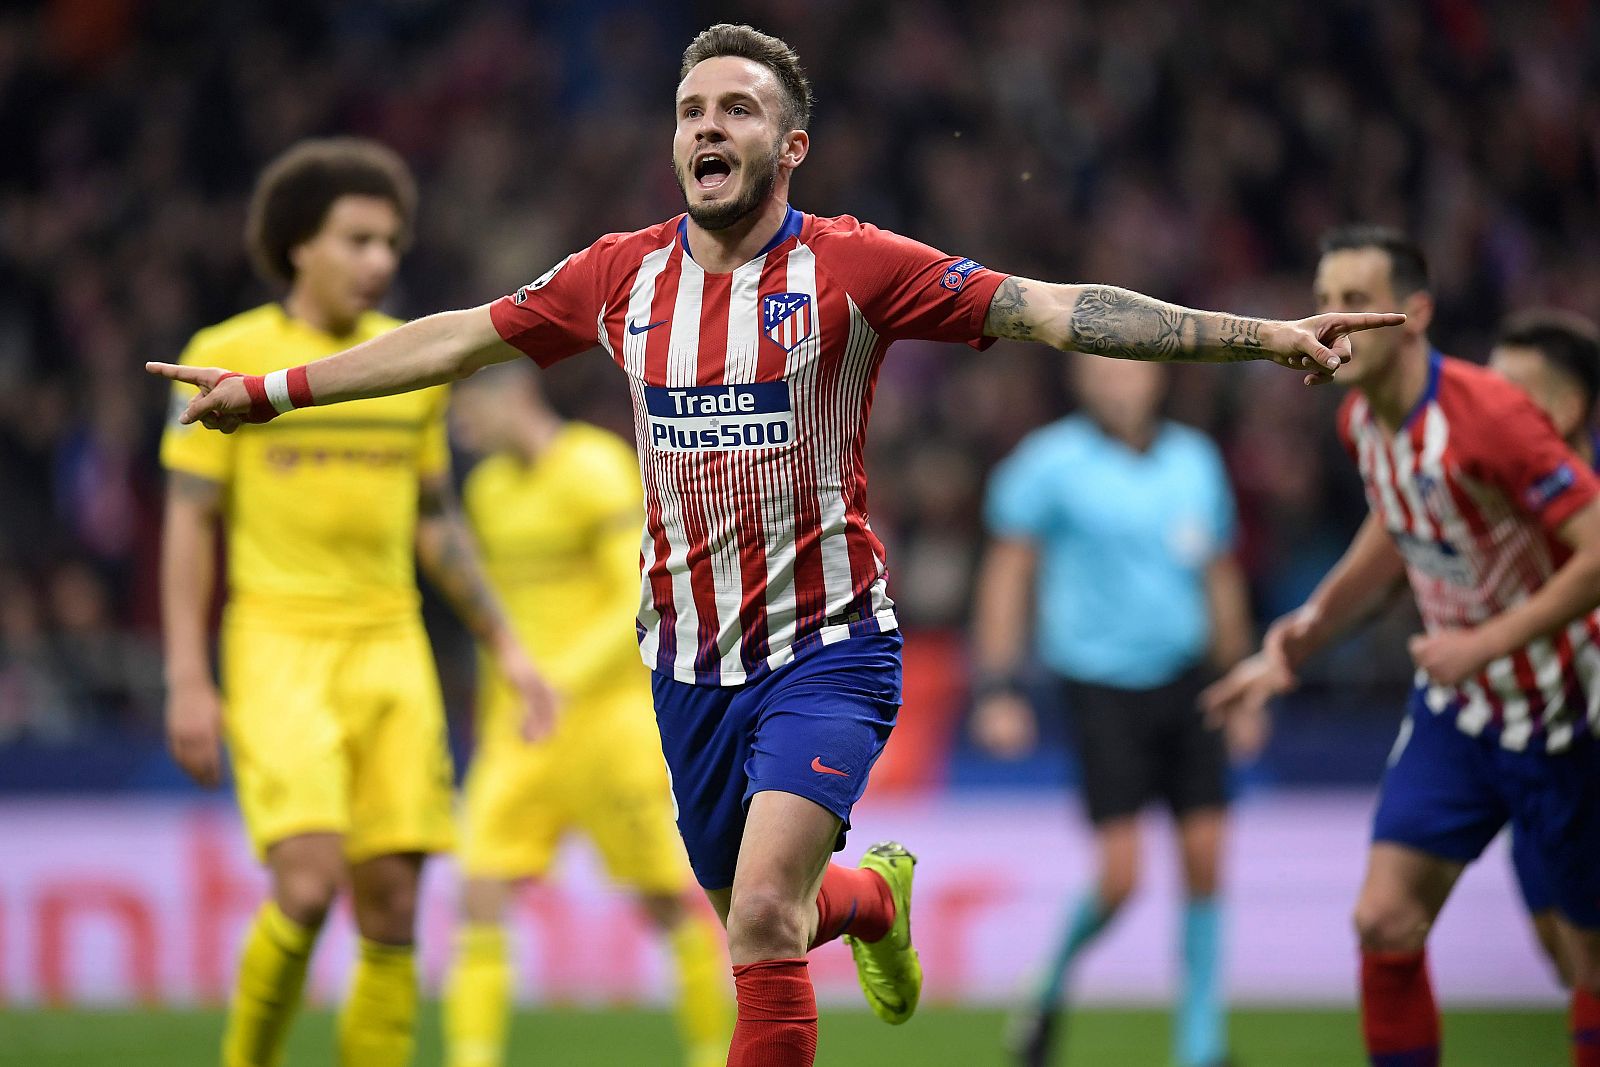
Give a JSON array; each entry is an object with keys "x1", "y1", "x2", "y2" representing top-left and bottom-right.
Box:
[{"x1": 972, "y1": 354, "x2": 1255, "y2": 1067}]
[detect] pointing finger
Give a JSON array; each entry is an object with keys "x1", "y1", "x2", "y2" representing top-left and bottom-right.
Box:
[
  {"x1": 146, "y1": 362, "x2": 215, "y2": 387},
  {"x1": 1326, "y1": 312, "x2": 1406, "y2": 337}
]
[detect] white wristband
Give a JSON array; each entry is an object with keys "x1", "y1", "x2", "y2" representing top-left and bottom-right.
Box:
[{"x1": 262, "y1": 369, "x2": 296, "y2": 414}]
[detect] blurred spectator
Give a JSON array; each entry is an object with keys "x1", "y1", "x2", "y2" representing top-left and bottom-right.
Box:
[{"x1": 2, "y1": 0, "x2": 1597, "y2": 752}]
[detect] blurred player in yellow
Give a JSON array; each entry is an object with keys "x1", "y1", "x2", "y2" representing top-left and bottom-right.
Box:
[
  {"x1": 159, "y1": 138, "x2": 555, "y2": 1067},
  {"x1": 442, "y1": 361, "x2": 731, "y2": 1067}
]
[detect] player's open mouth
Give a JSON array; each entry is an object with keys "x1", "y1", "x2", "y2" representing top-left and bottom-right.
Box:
[{"x1": 693, "y1": 152, "x2": 734, "y2": 191}]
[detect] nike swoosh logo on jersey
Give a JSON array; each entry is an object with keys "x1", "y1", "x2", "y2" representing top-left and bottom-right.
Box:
[
  {"x1": 812, "y1": 756, "x2": 849, "y2": 777},
  {"x1": 627, "y1": 318, "x2": 669, "y2": 335}
]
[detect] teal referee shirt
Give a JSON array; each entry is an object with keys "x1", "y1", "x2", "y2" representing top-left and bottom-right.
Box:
[{"x1": 985, "y1": 415, "x2": 1237, "y2": 690}]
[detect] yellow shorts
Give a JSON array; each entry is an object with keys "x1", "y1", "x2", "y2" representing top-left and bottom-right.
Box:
[
  {"x1": 459, "y1": 674, "x2": 690, "y2": 895},
  {"x1": 221, "y1": 615, "x2": 455, "y2": 863}
]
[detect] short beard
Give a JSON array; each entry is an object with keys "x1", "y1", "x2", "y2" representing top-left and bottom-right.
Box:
[{"x1": 677, "y1": 141, "x2": 781, "y2": 232}]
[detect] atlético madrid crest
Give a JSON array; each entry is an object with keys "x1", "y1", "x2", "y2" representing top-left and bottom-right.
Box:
[{"x1": 762, "y1": 292, "x2": 813, "y2": 352}]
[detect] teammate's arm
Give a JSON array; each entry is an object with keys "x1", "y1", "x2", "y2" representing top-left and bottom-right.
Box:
[
  {"x1": 1412, "y1": 499, "x2": 1600, "y2": 686},
  {"x1": 160, "y1": 471, "x2": 227, "y2": 788},
  {"x1": 147, "y1": 306, "x2": 518, "y2": 433},
  {"x1": 982, "y1": 278, "x2": 1405, "y2": 384},
  {"x1": 1201, "y1": 511, "x2": 1407, "y2": 722},
  {"x1": 968, "y1": 536, "x2": 1040, "y2": 759},
  {"x1": 415, "y1": 473, "x2": 557, "y2": 741}
]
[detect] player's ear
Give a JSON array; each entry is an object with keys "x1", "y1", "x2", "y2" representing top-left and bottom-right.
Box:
[
  {"x1": 1402, "y1": 289, "x2": 1435, "y2": 337},
  {"x1": 779, "y1": 129, "x2": 809, "y2": 172}
]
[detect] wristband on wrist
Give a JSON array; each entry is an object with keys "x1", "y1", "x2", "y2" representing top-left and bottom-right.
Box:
[{"x1": 218, "y1": 366, "x2": 314, "y2": 424}]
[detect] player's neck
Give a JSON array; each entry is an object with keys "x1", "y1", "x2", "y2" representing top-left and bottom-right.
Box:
[
  {"x1": 1361, "y1": 340, "x2": 1432, "y2": 430},
  {"x1": 1095, "y1": 414, "x2": 1158, "y2": 452},
  {"x1": 683, "y1": 196, "x2": 792, "y2": 273},
  {"x1": 283, "y1": 287, "x2": 359, "y2": 339},
  {"x1": 513, "y1": 413, "x2": 563, "y2": 463}
]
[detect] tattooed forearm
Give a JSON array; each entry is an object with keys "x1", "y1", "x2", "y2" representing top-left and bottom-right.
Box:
[
  {"x1": 416, "y1": 482, "x2": 509, "y2": 643},
  {"x1": 1216, "y1": 316, "x2": 1265, "y2": 362},
  {"x1": 421, "y1": 517, "x2": 508, "y2": 641},
  {"x1": 982, "y1": 277, "x2": 1035, "y2": 342},
  {"x1": 1068, "y1": 286, "x2": 1199, "y2": 361},
  {"x1": 1060, "y1": 286, "x2": 1278, "y2": 365}
]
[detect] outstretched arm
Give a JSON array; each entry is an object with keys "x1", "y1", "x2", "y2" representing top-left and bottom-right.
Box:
[
  {"x1": 147, "y1": 305, "x2": 520, "y2": 433},
  {"x1": 982, "y1": 278, "x2": 1404, "y2": 383}
]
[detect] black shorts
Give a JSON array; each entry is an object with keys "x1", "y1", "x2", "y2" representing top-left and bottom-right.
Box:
[{"x1": 1060, "y1": 665, "x2": 1228, "y2": 826}]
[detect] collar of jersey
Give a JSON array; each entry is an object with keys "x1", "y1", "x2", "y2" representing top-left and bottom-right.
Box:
[
  {"x1": 1396, "y1": 348, "x2": 1443, "y2": 432},
  {"x1": 677, "y1": 204, "x2": 802, "y2": 266}
]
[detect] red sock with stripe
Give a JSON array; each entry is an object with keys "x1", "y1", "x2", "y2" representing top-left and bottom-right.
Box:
[
  {"x1": 810, "y1": 863, "x2": 893, "y2": 949},
  {"x1": 728, "y1": 958, "x2": 817, "y2": 1067},
  {"x1": 1361, "y1": 949, "x2": 1439, "y2": 1066},
  {"x1": 1573, "y1": 988, "x2": 1600, "y2": 1066}
]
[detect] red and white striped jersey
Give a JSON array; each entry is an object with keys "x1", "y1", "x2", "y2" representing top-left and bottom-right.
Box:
[
  {"x1": 490, "y1": 207, "x2": 1006, "y2": 685},
  {"x1": 1339, "y1": 352, "x2": 1600, "y2": 751}
]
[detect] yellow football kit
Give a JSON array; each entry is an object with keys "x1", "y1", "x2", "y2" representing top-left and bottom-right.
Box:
[
  {"x1": 456, "y1": 422, "x2": 687, "y2": 893},
  {"x1": 160, "y1": 303, "x2": 454, "y2": 862}
]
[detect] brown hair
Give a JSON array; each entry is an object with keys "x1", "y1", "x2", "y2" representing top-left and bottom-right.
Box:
[
  {"x1": 245, "y1": 137, "x2": 417, "y2": 285},
  {"x1": 680, "y1": 24, "x2": 813, "y2": 132},
  {"x1": 1498, "y1": 309, "x2": 1600, "y2": 417}
]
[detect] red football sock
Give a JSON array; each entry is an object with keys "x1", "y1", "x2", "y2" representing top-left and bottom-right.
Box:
[
  {"x1": 810, "y1": 864, "x2": 894, "y2": 949},
  {"x1": 1572, "y1": 988, "x2": 1600, "y2": 1066},
  {"x1": 728, "y1": 958, "x2": 817, "y2": 1067},
  {"x1": 1360, "y1": 949, "x2": 1440, "y2": 1066}
]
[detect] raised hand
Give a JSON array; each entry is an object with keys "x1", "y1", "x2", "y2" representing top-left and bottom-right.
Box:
[
  {"x1": 146, "y1": 362, "x2": 258, "y2": 433},
  {"x1": 1271, "y1": 312, "x2": 1407, "y2": 385}
]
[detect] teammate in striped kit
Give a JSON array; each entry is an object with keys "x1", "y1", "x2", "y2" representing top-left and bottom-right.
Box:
[
  {"x1": 147, "y1": 26, "x2": 1398, "y2": 1067},
  {"x1": 1205, "y1": 227, "x2": 1600, "y2": 1067},
  {"x1": 1488, "y1": 310, "x2": 1600, "y2": 990}
]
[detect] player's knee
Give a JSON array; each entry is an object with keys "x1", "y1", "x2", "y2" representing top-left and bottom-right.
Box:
[
  {"x1": 725, "y1": 887, "x2": 809, "y2": 959},
  {"x1": 353, "y1": 874, "x2": 420, "y2": 942},
  {"x1": 274, "y1": 867, "x2": 340, "y2": 929},
  {"x1": 1352, "y1": 895, "x2": 1431, "y2": 952}
]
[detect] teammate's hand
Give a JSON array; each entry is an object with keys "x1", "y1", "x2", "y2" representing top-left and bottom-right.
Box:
[
  {"x1": 1408, "y1": 627, "x2": 1492, "y2": 688},
  {"x1": 971, "y1": 693, "x2": 1037, "y2": 759},
  {"x1": 166, "y1": 678, "x2": 226, "y2": 788},
  {"x1": 1263, "y1": 604, "x2": 1322, "y2": 672},
  {"x1": 145, "y1": 362, "x2": 253, "y2": 433},
  {"x1": 494, "y1": 640, "x2": 560, "y2": 743},
  {"x1": 1199, "y1": 651, "x2": 1294, "y2": 755},
  {"x1": 1268, "y1": 313, "x2": 1406, "y2": 386}
]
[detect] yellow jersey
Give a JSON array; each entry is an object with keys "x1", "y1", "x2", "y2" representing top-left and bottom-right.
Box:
[
  {"x1": 463, "y1": 422, "x2": 644, "y2": 699},
  {"x1": 160, "y1": 304, "x2": 449, "y2": 629}
]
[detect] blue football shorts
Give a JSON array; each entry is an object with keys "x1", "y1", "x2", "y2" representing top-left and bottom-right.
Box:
[
  {"x1": 1372, "y1": 689, "x2": 1600, "y2": 928},
  {"x1": 651, "y1": 630, "x2": 902, "y2": 890}
]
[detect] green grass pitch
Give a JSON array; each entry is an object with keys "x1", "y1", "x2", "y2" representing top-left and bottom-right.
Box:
[{"x1": 0, "y1": 1005, "x2": 1566, "y2": 1065}]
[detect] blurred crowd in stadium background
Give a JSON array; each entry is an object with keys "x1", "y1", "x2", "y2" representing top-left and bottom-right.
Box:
[{"x1": 2, "y1": 0, "x2": 1596, "y2": 780}]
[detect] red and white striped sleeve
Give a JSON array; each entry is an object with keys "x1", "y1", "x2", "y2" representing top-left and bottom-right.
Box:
[
  {"x1": 810, "y1": 216, "x2": 1008, "y2": 348},
  {"x1": 489, "y1": 236, "x2": 619, "y2": 368}
]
